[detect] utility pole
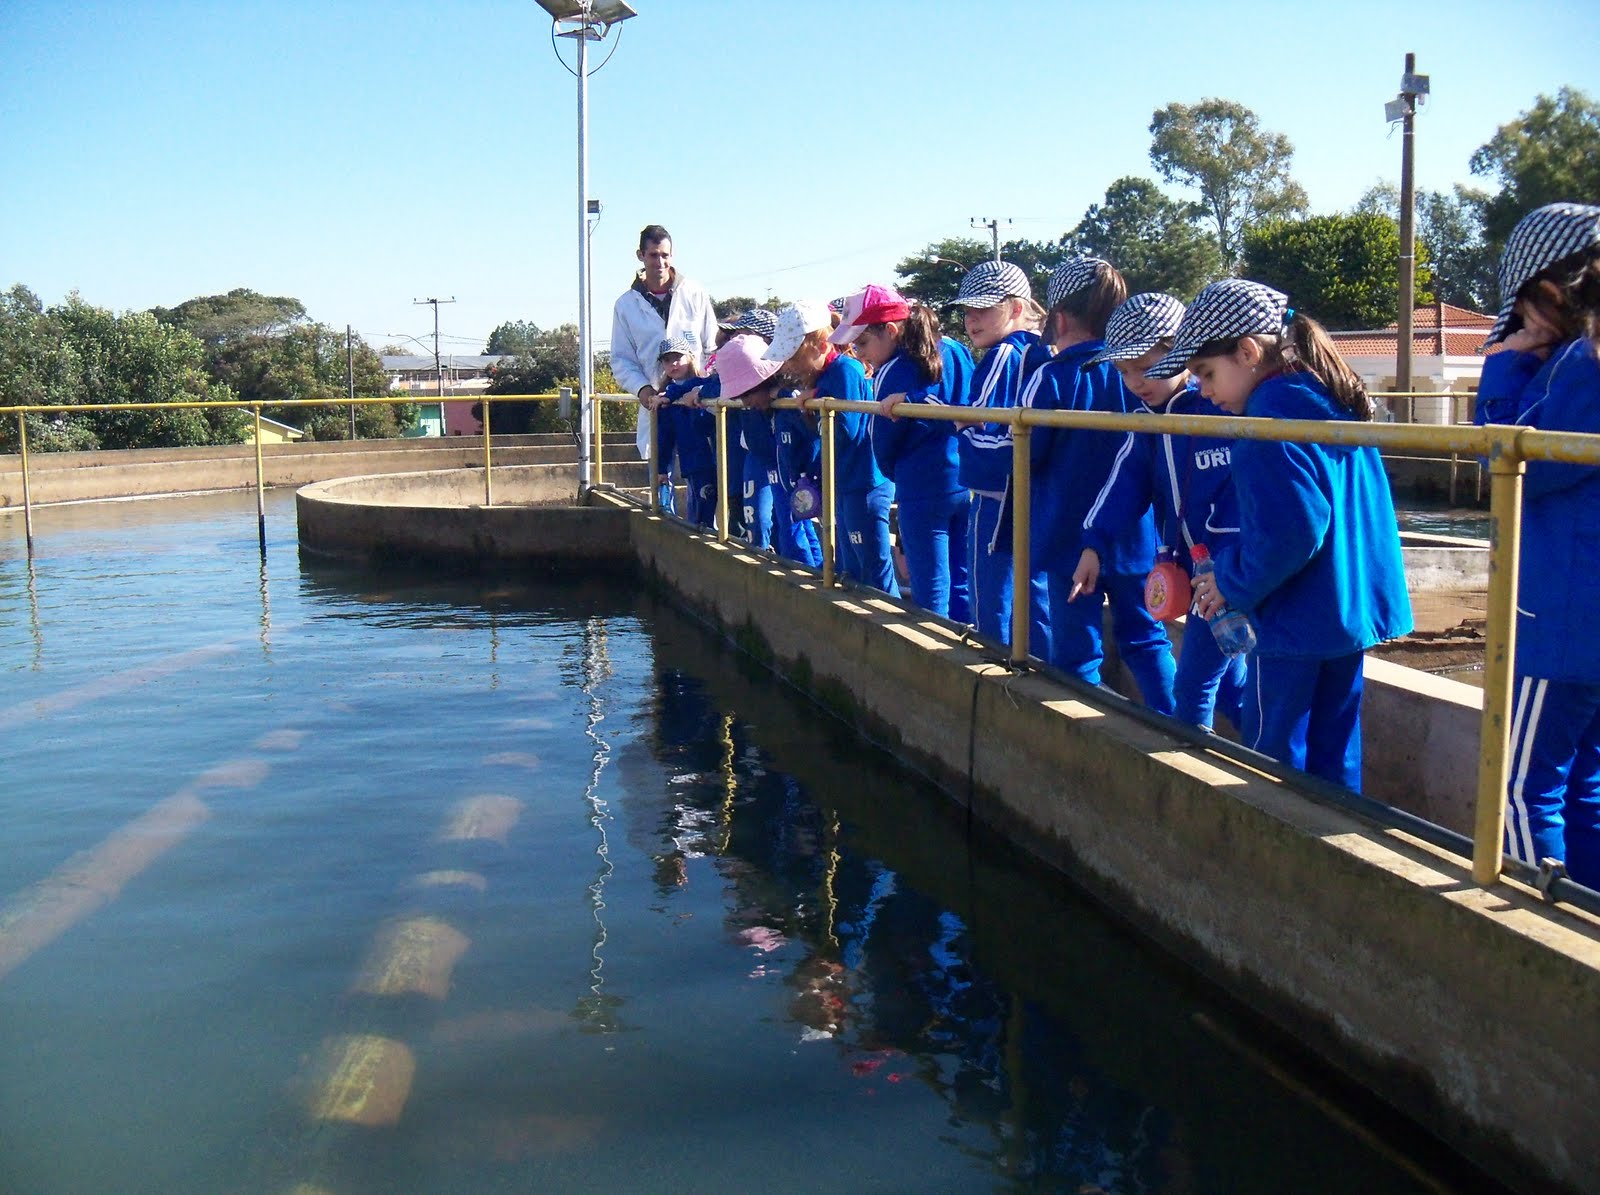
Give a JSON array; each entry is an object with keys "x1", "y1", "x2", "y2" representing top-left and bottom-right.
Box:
[
  {"x1": 1388, "y1": 55, "x2": 1428, "y2": 393},
  {"x1": 971, "y1": 216, "x2": 1011, "y2": 263},
  {"x1": 414, "y1": 296, "x2": 456, "y2": 419},
  {"x1": 346, "y1": 325, "x2": 356, "y2": 440}
]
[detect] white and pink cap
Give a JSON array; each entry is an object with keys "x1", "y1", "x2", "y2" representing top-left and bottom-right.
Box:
[{"x1": 828, "y1": 284, "x2": 912, "y2": 346}]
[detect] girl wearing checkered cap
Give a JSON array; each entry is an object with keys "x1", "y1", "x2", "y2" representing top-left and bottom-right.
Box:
[
  {"x1": 952, "y1": 260, "x2": 1051, "y2": 646},
  {"x1": 1473, "y1": 202, "x2": 1600, "y2": 887},
  {"x1": 653, "y1": 333, "x2": 707, "y2": 521},
  {"x1": 1155, "y1": 280, "x2": 1412, "y2": 792},
  {"x1": 1071, "y1": 292, "x2": 1249, "y2": 732},
  {"x1": 1020, "y1": 259, "x2": 1177, "y2": 712}
]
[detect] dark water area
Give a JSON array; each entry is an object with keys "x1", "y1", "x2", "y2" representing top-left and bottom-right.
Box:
[{"x1": 0, "y1": 492, "x2": 1496, "y2": 1193}]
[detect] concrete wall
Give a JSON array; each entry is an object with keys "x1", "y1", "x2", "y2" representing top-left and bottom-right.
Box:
[
  {"x1": 615, "y1": 497, "x2": 1599, "y2": 1195},
  {"x1": 296, "y1": 467, "x2": 639, "y2": 569},
  {"x1": 0, "y1": 433, "x2": 640, "y2": 507}
]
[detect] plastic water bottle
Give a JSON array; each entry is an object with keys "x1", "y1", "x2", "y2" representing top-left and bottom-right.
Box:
[{"x1": 1190, "y1": 544, "x2": 1256, "y2": 658}]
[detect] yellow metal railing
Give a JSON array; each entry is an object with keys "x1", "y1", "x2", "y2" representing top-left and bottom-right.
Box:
[{"x1": 598, "y1": 388, "x2": 1600, "y2": 895}]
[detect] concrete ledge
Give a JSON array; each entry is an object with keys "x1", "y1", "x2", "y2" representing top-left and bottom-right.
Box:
[
  {"x1": 1401, "y1": 531, "x2": 1490, "y2": 591},
  {"x1": 296, "y1": 466, "x2": 639, "y2": 569},
  {"x1": 611, "y1": 492, "x2": 1599, "y2": 1194}
]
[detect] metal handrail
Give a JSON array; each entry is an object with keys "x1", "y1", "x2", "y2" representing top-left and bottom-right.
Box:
[{"x1": 596, "y1": 388, "x2": 1600, "y2": 900}]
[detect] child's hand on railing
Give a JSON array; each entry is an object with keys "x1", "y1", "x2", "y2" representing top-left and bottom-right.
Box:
[{"x1": 877, "y1": 393, "x2": 907, "y2": 419}]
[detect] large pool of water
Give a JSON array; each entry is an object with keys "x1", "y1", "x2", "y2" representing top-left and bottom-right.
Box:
[{"x1": 0, "y1": 491, "x2": 1486, "y2": 1193}]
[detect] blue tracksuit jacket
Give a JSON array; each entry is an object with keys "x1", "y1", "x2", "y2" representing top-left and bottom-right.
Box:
[
  {"x1": 815, "y1": 352, "x2": 884, "y2": 495},
  {"x1": 1024, "y1": 340, "x2": 1156, "y2": 575},
  {"x1": 957, "y1": 330, "x2": 1044, "y2": 495},
  {"x1": 1080, "y1": 385, "x2": 1240, "y2": 568},
  {"x1": 1212, "y1": 371, "x2": 1412, "y2": 658},
  {"x1": 663, "y1": 374, "x2": 715, "y2": 477},
  {"x1": 870, "y1": 338, "x2": 973, "y2": 502},
  {"x1": 1476, "y1": 337, "x2": 1600, "y2": 682}
]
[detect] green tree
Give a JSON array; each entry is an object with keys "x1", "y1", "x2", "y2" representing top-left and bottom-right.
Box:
[
  {"x1": 483, "y1": 323, "x2": 583, "y2": 434},
  {"x1": 210, "y1": 323, "x2": 404, "y2": 440},
  {"x1": 1063, "y1": 176, "x2": 1225, "y2": 299},
  {"x1": 152, "y1": 288, "x2": 307, "y2": 345},
  {"x1": 1149, "y1": 98, "x2": 1309, "y2": 268},
  {"x1": 712, "y1": 295, "x2": 783, "y2": 320},
  {"x1": 0, "y1": 285, "x2": 99, "y2": 451},
  {"x1": 1471, "y1": 88, "x2": 1600, "y2": 257},
  {"x1": 1355, "y1": 182, "x2": 1496, "y2": 312},
  {"x1": 484, "y1": 320, "x2": 540, "y2": 355},
  {"x1": 1241, "y1": 213, "x2": 1432, "y2": 331},
  {"x1": 894, "y1": 237, "x2": 990, "y2": 336}
]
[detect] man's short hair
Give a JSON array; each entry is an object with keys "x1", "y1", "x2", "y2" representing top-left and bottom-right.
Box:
[{"x1": 638, "y1": 224, "x2": 672, "y2": 253}]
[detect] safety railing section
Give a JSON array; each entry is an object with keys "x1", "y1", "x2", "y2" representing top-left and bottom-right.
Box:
[
  {"x1": 595, "y1": 388, "x2": 1600, "y2": 907},
  {"x1": 0, "y1": 392, "x2": 640, "y2": 554}
]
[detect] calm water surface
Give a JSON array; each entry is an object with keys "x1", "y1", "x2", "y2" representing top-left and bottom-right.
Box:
[{"x1": 0, "y1": 491, "x2": 1483, "y2": 1194}]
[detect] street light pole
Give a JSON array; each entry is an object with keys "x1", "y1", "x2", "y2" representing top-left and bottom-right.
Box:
[
  {"x1": 1387, "y1": 54, "x2": 1428, "y2": 394},
  {"x1": 540, "y1": 1, "x2": 636, "y2": 493}
]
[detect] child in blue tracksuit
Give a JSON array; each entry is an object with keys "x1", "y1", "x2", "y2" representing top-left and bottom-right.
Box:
[
  {"x1": 1072, "y1": 292, "x2": 1247, "y2": 732},
  {"x1": 1473, "y1": 202, "x2": 1600, "y2": 887},
  {"x1": 951, "y1": 260, "x2": 1050, "y2": 646},
  {"x1": 837, "y1": 286, "x2": 974, "y2": 620},
  {"x1": 1025, "y1": 260, "x2": 1175, "y2": 713},
  {"x1": 767, "y1": 299, "x2": 897, "y2": 595},
  {"x1": 712, "y1": 333, "x2": 795, "y2": 554},
  {"x1": 1150, "y1": 280, "x2": 1412, "y2": 792},
  {"x1": 659, "y1": 332, "x2": 717, "y2": 528}
]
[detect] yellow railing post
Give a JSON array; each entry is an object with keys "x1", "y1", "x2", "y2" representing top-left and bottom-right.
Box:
[
  {"x1": 648, "y1": 402, "x2": 660, "y2": 514},
  {"x1": 253, "y1": 405, "x2": 266, "y2": 555},
  {"x1": 820, "y1": 402, "x2": 837, "y2": 588},
  {"x1": 482, "y1": 394, "x2": 493, "y2": 507},
  {"x1": 1473, "y1": 437, "x2": 1526, "y2": 886},
  {"x1": 593, "y1": 394, "x2": 605, "y2": 486},
  {"x1": 16, "y1": 411, "x2": 34, "y2": 556},
  {"x1": 1010, "y1": 421, "x2": 1032, "y2": 665},
  {"x1": 715, "y1": 403, "x2": 730, "y2": 544}
]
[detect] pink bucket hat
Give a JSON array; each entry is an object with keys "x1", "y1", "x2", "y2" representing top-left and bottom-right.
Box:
[
  {"x1": 715, "y1": 334, "x2": 783, "y2": 399},
  {"x1": 829, "y1": 284, "x2": 912, "y2": 346}
]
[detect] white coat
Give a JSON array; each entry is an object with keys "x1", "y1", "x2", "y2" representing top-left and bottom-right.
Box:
[{"x1": 610, "y1": 272, "x2": 719, "y2": 460}]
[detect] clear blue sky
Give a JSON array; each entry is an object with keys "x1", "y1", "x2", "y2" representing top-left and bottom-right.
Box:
[{"x1": 2, "y1": 1, "x2": 1595, "y2": 357}]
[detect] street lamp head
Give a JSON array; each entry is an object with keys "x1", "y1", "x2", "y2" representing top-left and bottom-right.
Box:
[{"x1": 536, "y1": 0, "x2": 637, "y2": 27}]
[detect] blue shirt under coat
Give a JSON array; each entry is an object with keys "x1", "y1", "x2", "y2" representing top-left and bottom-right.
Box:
[
  {"x1": 870, "y1": 338, "x2": 974, "y2": 504},
  {"x1": 1212, "y1": 370, "x2": 1412, "y2": 659},
  {"x1": 1475, "y1": 338, "x2": 1600, "y2": 682},
  {"x1": 1024, "y1": 339, "x2": 1157, "y2": 575},
  {"x1": 957, "y1": 329, "x2": 1044, "y2": 495},
  {"x1": 814, "y1": 352, "x2": 887, "y2": 496},
  {"x1": 1080, "y1": 384, "x2": 1240, "y2": 572},
  {"x1": 774, "y1": 405, "x2": 820, "y2": 492}
]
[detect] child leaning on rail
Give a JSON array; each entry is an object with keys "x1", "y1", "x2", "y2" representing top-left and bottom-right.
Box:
[
  {"x1": 951, "y1": 261, "x2": 1051, "y2": 647},
  {"x1": 1071, "y1": 292, "x2": 1248, "y2": 732},
  {"x1": 1151, "y1": 280, "x2": 1412, "y2": 792},
  {"x1": 840, "y1": 285, "x2": 975, "y2": 622},
  {"x1": 1024, "y1": 259, "x2": 1175, "y2": 713},
  {"x1": 658, "y1": 331, "x2": 717, "y2": 528},
  {"x1": 1473, "y1": 202, "x2": 1600, "y2": 889}
]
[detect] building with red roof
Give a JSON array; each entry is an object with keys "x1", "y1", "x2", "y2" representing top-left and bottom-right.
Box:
[{"x1": 1328, "y1": 301, "x2": 1500, "y2": 422}]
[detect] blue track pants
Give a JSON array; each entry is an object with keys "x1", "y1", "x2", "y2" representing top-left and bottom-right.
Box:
[
  {"x1": 1243, "y1": 651, "x2": 1365, "y2": 791},
  {"x1": 1506, "y1": 676, "x2": 1600, "y2": 888},
  {"x1": 898, "y1": 490, "x2": 970, "y2": 623}
]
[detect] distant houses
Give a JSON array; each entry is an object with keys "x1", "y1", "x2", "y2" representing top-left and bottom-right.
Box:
[
  {"x1": 1328, "y1": 303, "x2": 1501, "y2": 423},
  {"x1": 380, "y1": 354, "x2": 509, "y2": 436}
]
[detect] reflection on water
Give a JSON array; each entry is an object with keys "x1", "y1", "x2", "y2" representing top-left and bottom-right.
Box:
[
  {"x1": 0, "y1": 491, "x2": 1490, "y2": 1194},
  {"x1": 1396, "y1": 505, "x2": 1490, "y2": 540}
]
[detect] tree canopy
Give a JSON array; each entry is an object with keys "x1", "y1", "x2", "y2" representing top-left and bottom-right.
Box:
[
  {"x1": 1063, "y1": 176, "x2": 1225, "y2": 300},
  {"x1": 1149, "y1": 99, "x2": 1308, "y2": 269},
  {"x1": 1241, "y1": 213, "x2": 1432, "y2": 331},
  {"x1": 1471, "y1": 87, "x2": 1600, "y2": 255},
  {"x1": 151, "y1": 288, "x2": 307, "y2": 345}
]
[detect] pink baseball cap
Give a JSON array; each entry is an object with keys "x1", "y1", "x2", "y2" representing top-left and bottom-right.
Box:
[
  {"x1": 714, "y1": 334, "x2": 783, "y2": 399},
  {"x1": 828, "y1": 284, "x2": 912, "y2": 346}
]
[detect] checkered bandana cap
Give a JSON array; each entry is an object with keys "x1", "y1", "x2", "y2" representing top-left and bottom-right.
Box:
[
  {"x1": 952, "y1": 260, "x2": 1032, "y2": 309},
  {"x1": 719, "y1": 308, "x2": 778, "y2": 340},
  {"x1": 1146, "y1": 280, "x2": 1290, "y2": 380},
  {"x1": 1485, "y1": 202, "x2": 1600, "y2": 346},
  {"x1": 1046, "y1": 256, "x2": 1110, "y2": 311},
  {"x1": 657, "y1": 330, "x2": 700, "y2": 360},
  {"x1": 1086, "y1": 293, "x2": 1188, "y2": 366}
]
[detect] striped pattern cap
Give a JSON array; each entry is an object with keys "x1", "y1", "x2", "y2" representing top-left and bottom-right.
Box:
[
  {"x1": 1147, "y1": 280, "x2": 1289, "y2": 379},
  {"x1": 718, "y1": 307, "x2": 779, "y2": 341},
  {"x1": 1086, "y1": 293, "x2": 1187, "y2": 366},
  {"x1": 951, "y1": 260, "x2": 1032, "y2": 309},
  {"x1": 1485, "y1": 202, "x2": 1600, "y2": 346},
  {"x1": 657, "y1": 330, "x2": 701, "y2": 360},
  {"x1": 1046, "y1": 256, "x2": 1110, "y2": 311}
]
